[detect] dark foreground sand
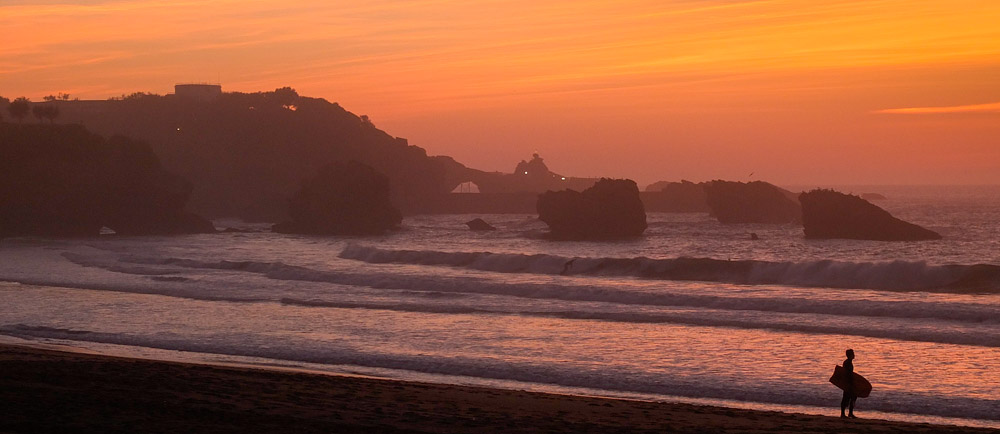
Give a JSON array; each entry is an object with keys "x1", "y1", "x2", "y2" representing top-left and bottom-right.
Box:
[{"x1": 0, "y1": 344, "x2": 995, "y2": 434}]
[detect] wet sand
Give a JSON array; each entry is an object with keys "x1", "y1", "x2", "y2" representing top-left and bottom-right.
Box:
[{"x1": 0, "y1": 344, "x2": 995, "y2": 434}]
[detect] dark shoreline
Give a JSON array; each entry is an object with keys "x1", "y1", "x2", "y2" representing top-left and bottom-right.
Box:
[{"x1": 1, "y1": 344, "x2": 996, "y2": 433}]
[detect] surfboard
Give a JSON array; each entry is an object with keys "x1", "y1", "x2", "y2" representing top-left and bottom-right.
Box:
[{"x1": 829, "y1": 365, "x2": 872, "y2": 398}]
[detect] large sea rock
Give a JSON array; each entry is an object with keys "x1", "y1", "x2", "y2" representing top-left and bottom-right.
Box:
[
  {"x1": 641, "y1": 180, "x2": 710, "y2": 212},
  {"x1": 536, "y1": 178, "x2": 647, "y2": 240},
  {"x1": 272, "y1": 161, "x2": 402, "y2": 235},
  {"x1": 799, "y1": 189, "x2": 941, "y2": 241},
  {"x1": 0, "y1": 124, "x2": 214, "y2": 238},
  {"x1": 704, "y1": 180, "x2": 801, "y2": 224}
]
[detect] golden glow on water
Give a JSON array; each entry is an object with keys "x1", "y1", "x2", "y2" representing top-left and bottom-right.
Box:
[
  {"x1": 4, "y1": 285, "x2": 1000, "y2": 420},
  {"x1": 1, "y1": 194, "x2": 998, "y2": 424}
]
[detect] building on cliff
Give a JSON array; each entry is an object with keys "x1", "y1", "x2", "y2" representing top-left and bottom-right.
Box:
[{"x1": 174, "y1": 84, "x2": 222, "y2": 102}]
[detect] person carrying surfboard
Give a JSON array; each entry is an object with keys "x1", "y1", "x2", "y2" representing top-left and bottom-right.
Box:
[
  {"x1": 829, "y1": 349, "x2": 872, "y2": 417},
  {"x1": 840, "y1": 349, "x2": 857, "y2": 418}
]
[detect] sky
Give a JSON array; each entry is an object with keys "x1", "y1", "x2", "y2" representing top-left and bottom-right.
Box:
[{"x1": 2, "y1": 0, "x2": 999, "y2": 186}]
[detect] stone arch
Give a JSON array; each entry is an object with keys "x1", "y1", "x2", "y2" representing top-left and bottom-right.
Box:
[{"x1": 450, "y1": 181, "x2": 481, "y2": 193}]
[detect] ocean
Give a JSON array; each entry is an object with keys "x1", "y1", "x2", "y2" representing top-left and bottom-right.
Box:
[{"x1": 2, "y1": 185, "x2": 999, "y2": 428}]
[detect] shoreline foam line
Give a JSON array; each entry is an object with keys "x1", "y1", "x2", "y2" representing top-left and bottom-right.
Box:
[
  {"x1": 0, "y1": 338, "x2": 998, "y2": 431},
  {"x1": 1, "y1": 330, "x2": 998, "y2": 422}
]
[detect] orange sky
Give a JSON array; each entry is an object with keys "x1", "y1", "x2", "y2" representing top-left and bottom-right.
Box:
[{"x1": 2, "y1": 0, "x2": 999, "y2": 186}]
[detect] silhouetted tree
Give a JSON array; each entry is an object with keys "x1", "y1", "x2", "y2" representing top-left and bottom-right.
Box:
[
  {"x1": 8, "y1": 97, "x2": 30, "y2": 123},
  {"x1": 268, "y1": 87, "x2": 298, "y2": 106},
  {"x1": 45, "y1": 92, "x2": 71, "y2": 101},
  {"x1": 123, "y1": 92, "x2": 151, "y2": 101},
  {"x1": 32, "y1": 104, "x2": 59, "y2": 123}
]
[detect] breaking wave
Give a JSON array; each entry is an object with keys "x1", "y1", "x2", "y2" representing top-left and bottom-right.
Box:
[
  {"x1": 55, "y1": 252, "x2": 1000, "y2": 325},
  {"x1": 339, "y1": 245, "x2": 1000, "y2": 293}
]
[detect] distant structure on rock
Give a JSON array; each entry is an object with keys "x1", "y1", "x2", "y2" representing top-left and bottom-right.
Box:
[
  {"x1": 272, "y1": 161, "x2": 402, "y2": 235},
  {"x1": 514, "y1": 153, "x2": 551, "y2": 178},
  {"x1": 174, "y1": 84, "x2": 222, "y2": 102},
  {"x1": 704, "y1": 180, "x2": 801, "y2": 224},
  {"x1": 462, "y1": 153, "x2": 599, "y2": 195},
  {"x1": 537, "y1": 178, "x2": 647, "y2": 240},
  {"x1": 799, "y1": 189, "x2": 941, "y2": 241}
]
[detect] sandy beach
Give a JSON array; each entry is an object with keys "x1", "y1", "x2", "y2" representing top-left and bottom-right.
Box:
[{"x1": 0, "y1": 343, "x2": 994, "y2": 434}]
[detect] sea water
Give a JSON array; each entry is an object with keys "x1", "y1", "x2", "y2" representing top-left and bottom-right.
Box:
[{"x1": 2, "y1": 185, "x2": 999, "y2": 427}]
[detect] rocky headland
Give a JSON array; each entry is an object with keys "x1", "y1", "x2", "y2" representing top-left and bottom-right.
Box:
[{"x1": 0, "y1": 123, "x2": 214, "y2": 238}]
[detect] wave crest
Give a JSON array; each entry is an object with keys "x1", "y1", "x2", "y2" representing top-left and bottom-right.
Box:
[{"x1": 339, "y1": 244, "x2": 1000, "y2": 293}]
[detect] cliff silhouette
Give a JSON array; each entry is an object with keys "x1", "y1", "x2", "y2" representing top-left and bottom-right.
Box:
[
  {"x1": 46, "y1": 88, "x2": 625, "y2": 219},
  {"x1": 0, "y1": 123, "x2": 213, "y2": 237},
  {"x1": 52, "y1": 88, "x2": 477, "y2": 221}
]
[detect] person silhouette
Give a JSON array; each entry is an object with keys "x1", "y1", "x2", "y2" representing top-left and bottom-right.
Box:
[
  {"x1": 841, "y1": 349, "x2": 858, "y2": 418},
  {"x1": 560, "y1": 258, "x2": 576, "y2": 275}
]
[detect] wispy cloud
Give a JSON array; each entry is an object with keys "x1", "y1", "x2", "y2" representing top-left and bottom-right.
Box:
[
  {"x1": 3, "y1": 0, "x2": 1000, "y2": 113},
  {"x1": 875, "y1": 102, "x2": 1000, "y2": 114}
]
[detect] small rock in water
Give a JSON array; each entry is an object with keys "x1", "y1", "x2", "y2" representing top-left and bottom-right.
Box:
[{"x1": 466, "y1": 218, "x2": 496, "y2": 231}]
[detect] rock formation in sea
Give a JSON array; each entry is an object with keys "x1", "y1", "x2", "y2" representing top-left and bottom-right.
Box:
[
  {"x1": 272, "y1": 161, "x2": 402, "y2": 235},
  {"x1": 641, "y1": 180, "x2": 710, "y2": 212},
  {"x1": 704, "y1": 180, "x2": 801, "y2": 224},
  {"x1": 465, "y1": 218, "x2": 496, "y2": 231},
  {"x1": 799, "y1": 189, "x2": 941, "y2": 241},
  {"x1": 0, "y1": 123, "x2": 214, "y2": 237},
  {"x1": 536, "y1": 178, "x2": 647, "y2": 240}
]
